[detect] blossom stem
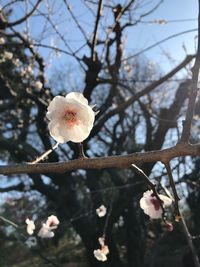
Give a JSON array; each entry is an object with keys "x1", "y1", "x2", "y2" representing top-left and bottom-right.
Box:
[
  {"x1": 103, "y1": 191, "x2": 113, "y2": 237},
  {"x1": 78, "y1": 143, "x2": 86, "y2": 158}
]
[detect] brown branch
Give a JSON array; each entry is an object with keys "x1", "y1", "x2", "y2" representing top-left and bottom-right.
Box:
[
  {"x1": 91, "y1": 0, "x2": 103, "y2": 61},
  {"x1": 0, "y1": 183, "x2": 24, "y2": 193},
  {"x1": 0, "y1": 143, "x2": 200, "y2": 175},
  {"x1": 92, "y1": 55, "x2": 195, "y2": 137},
  {"x1": 2, "y1": 0, "x2": 42, "y2": 28},
  {"x1": 180, "y1": 2, "x2": 200, "y2": 143},
  {"x1": 164, "y1": 162, "x2": 180, "y2": 218}
]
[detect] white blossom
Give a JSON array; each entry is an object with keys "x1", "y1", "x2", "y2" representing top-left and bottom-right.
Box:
[
  {"x1": 46, "y1": 215, "x2": 60, "y2": 227},
  {"x1": 139, "y1": 190, "x2": 172, "y2": 219},
  {"x1": 37, "y1": 223, "x2": 55, "y2": 238},
  {"x1": 25, "y1": 237, "x2": 37, "y2": 248},
  {"x1": 34, "y1": 81, "x2": 43, "y2": 90},
  {"x1": 46, "y1": 92, "x2": 95, "y2": 143},
  {"x1": 93, "y1": 249, "x2": 107, "y2": 262},
  {"x1": 96, "y1": 205, "x2": 107, "y2": 217},
  {"x1": 4, "y1": 51, "x2": 13, "y2": 60},
  {"x1": 13, "y1": 58, "x2": 20, "y2": 67},
  {"x1": 25, "y1": 218, "x2": 35, "y2": 235},
  {"x1": 38, "y1": 215, "x2": 59, "y2": 238},
  {"x1": 26, "y1": 65, "x2": 33, "y2": 74},
  {"x1": 0, "y1": 37, "x2": 5, "y2": 45}
]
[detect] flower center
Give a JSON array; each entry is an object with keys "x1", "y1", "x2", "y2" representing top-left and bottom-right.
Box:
[
  {"x1": 150, "y1": 196, "x2": 162, "y2": 211},
  {"x1": 63, "y1": 110, "x2": 79, "y2": 127}
]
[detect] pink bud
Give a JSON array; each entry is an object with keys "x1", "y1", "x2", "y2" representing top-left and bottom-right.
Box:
[{"x1": 166, "y1": 223, "x2": 173, "y2": 232}]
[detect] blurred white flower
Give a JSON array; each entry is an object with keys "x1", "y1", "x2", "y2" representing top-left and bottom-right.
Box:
[
  {"x1": 93, "y1": 249, "x2": 107, "y2": 262},
  {"x1": 46, "y1": 215, "x2": 60, "y2": 227},
  {"x1": 139, "y1": 190, "x2": 172, "y2": 219},
  {"x1": 25, "y1": 218, "x2": 35, "y2": 235},
  {"x1": 25, "y1": 236, "x2": 37, "y2": 248},
  {"x1": 4, "y1": 51, "x2": 13, "y2": 60},
  {"x1": 13, "y1": 58, "x2": 20, "y2": 67},
  {"x1": 38, "y1": 223, "x2": 55, "y2": 238},
  {"x1": 34, "y1": 81, "x2": 43, "y2": 90},
  {"x1": 26, "y1": 65, "x2": 33, "y2": 74},
  {"x1": 38, "y1": 215, "x2": 59, "y2": 238},
  {"x1": 47, "y1": 92, "x2": 95, "y2": 143},
  {"x1": 0, "y1": 37, "x2": 5, "y2": 45},
  {"x1": 96, "y1": 205, "x2": 107, "y2": 217}
]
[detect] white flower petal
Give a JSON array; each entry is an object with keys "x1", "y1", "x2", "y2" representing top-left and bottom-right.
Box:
[
  {"x1": 139, "y1": 190, "x2": 172, "y2": 219},
  {"x1": 46, "y1": 215, "x2": 60, "y2": 227},
  {"x1": 66, "y1": 92, "x2": 88, "y2": 105},
  {"x1": 94, "y1": 249, "x2": 107, "y2": 262},
  {"x1": 47, "y1": 96, "x2": 68, "y2": 120},
  {"x1": 77, "y1": 105, "x2": 95, "y2": 127},
  {"x1": 96, "y1": 205, "x2": 107, "y2": 217},
  {"x1": 48, "y1": 120, "x2": 67, "y2": 143},
  {"x1": 37, "y1": 223, "x2": 55, "y2": 238},
  {"x1": 25, "y1": 218, "x2": 35, "y2": 235}
]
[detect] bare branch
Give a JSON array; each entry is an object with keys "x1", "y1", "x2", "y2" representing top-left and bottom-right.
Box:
[
  {"x1": 93, "y1": 55, "x2": 195, "y2": 137},
  {"x1": 180, "y1": 2, "x2": 200, "y2": 143},
  {"x1": 1, "y1": 0, "x2": 42, "y2": 29},
  {"x1": 91, "y1": 0, "x2": 103, "y2": 61},
  {"x1": 0, "y1": 143, "x2": 200, "y2": 175}
]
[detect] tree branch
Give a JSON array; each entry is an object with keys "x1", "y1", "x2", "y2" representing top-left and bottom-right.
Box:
[
  {"x1": 2, "y1": 0, "x2": 42, "y2": 28},
  {"x1": 92, "y1": 55, "x2": 194, "y2": 137},
  {"x1": 180, "y1": 1, "x2": 200, "y2": 143},
  {"x1": 91, "y1": 0, "x2": 103, "y2": 61},
  {"x1": 0, "y1": 143, "x2": 200, "y2": 175}
]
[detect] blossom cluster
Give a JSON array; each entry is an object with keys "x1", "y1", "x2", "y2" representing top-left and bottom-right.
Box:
[
  {"x1": 25, "y1": 215, "x2": 59, "y2": 247},
  {"x1": 94, "y1": 237, "x2": 109, "y2": 262}
]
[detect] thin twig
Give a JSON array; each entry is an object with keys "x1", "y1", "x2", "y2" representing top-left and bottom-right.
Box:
[
  {"x1": 103, "y1": 190, "x2": 114, "y2": 238},
  {"x1": 5, "y1": 0, "x2": 42, "y2": 28},
  {"x1": 164, "y1": 162, "x2": 180, "y2": 218},
  {"x1": 63, "y1": 0, "x2": 89, "y2": 43},
  {"x1": 180, "y1": 1, "x2": 200, "y2": 143},
  {"x1": 31, "y1": 142, "x2": 59, "y2": 164},
  {"x1": 91, "y1": 0, "x2": 103, "y2": 61}
]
